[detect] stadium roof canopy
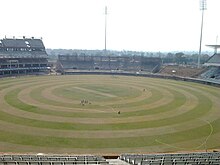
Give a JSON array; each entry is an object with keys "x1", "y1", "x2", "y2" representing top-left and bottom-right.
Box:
[
  {"x1": 0, "y1": 38, "x2": 45, "y2": 49},
  {"x1": 204, "y1": 53, "x2": 220, "y2": 66},
  {"x1": 25, "y1": 39, "x2": 45, "y2": 48},
  {"x1": 206, "y1": 45, "x2": 220, "y2": 49},
  {"x1": 206, "y1": 44, "x2": 220, "y2": 54}
]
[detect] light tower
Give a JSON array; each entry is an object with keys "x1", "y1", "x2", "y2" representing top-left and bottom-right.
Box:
[
  {"x1": 198, "y1": 0, "x2": 207, "y2": 68},
  {"x1": 104, "y1": 6, "x2": 107, "y2": 55}
]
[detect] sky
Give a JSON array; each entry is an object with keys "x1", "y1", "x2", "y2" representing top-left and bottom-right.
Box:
[{"x1": 1, "y1": 0, "x2": 220, "y2": 52}]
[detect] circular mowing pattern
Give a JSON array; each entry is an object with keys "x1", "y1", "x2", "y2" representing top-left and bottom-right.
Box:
[{"x1": 0, "y1": 75, "x2": 220, "y2": 154}]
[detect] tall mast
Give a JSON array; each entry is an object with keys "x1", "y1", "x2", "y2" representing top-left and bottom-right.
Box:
[
  {"x1": 104, "y1": 6, "x2": 107, "y2": 55},
  {"x1": 198, "y1": 0, "x2": 207, "y2": 68}
]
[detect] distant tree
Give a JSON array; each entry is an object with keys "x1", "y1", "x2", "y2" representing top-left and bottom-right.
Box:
[
  {"x1": 163, "y1": 52, "x2": 175, "y2": 63},
  {"x1": 189, "y1": 53, "x2": 210, "y2": 64},
  {"x1": 175, "y1": 52, "x2": 185, "y2": 64},
  {"x1": 167, "y1": 52, "x2": 174, "y2": 58}
]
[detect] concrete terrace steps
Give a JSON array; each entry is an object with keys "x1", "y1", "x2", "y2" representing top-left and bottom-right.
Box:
[{"x1": 107, "y1": 159, "x2": 131, "y2": 165}]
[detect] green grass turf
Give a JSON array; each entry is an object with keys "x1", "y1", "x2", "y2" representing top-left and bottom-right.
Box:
[
  {"x1": 5, "y1": 86, "x2": 180, "y2": 117},
  {"x1": 0, "y1": 92, "x2": 211, "y2": 131},
  {"x1": 0, "y1": 75, "x2": 219, "y2": 153},
  {"x1": 0, "y1": 119, "x2": 219, "y2": 149}
]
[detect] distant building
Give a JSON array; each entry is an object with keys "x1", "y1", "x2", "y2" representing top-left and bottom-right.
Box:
[{"x1": 0, "y1": 37, "x2": 49, "y2": 76}]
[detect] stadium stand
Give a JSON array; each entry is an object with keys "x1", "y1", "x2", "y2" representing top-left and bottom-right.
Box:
[
  {"x1": 201, "y1": 53, "x2": 220, "y2": 80},
  {"x1": 1, "y1": 152, "x2": 220, "y2": 165},
  {"x1": 120, "y1": 152, "x2": 220, "y2": 165},
  {"x1": 200, "y1": 67, "x2": 220, "y2": 79},
  {"x1": 0, "y1": 155, "x2": 109, "y2": 165},
  {"x1": 57, "y1": 55, "x2": 161, "y2": 73},
  {"x1": 0, "y1": 37, "x2": 49, "y2": 76}
]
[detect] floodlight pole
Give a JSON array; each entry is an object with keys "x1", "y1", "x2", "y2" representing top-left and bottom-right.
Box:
[
  {"x1": 198, "y1": 0, "x2": 207, "y2": 68},
  {"x1": 104, "y1": 6, "x2": 107, "y2": 56}
]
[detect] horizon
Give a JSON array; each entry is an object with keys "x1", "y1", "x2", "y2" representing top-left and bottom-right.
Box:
[{"x1": 45, "y1": 47, "x2": 215, "y2": 53}]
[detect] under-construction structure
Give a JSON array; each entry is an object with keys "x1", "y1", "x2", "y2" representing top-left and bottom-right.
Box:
[
  {"x1": 57, "y1": 54, "x2": 162, "y2": 73},
  {"x1": 0, "y1": 37, "x2": 49, "y2": 76}
]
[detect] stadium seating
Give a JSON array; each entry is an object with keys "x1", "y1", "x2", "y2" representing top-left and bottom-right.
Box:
[
  {"x1": 1, "y1": 152, "x2": 220, "y2": 165},
  {"x1": 120, "y1": 152, "x2": 220, "y2": 165},
  {"x1": 200, "y1": 67, "x2": 220, "y2": 80},
  {"x1": 0, "y1": 37, "x2": 49, "y2": 76},
  {"x1": 0, "y1": 155, "x2": 109, "y2": 165},
  {"x1": 57, "y1": 55, "x2": 161, "y2": 73}
]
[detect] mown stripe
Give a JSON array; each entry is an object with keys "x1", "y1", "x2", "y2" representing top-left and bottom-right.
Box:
[
  {"x1": 5, "y1": 86, "x2": 184, "y2": 118},
  {"x1": 30, "y1": 84, "x2": 161, "y2": 109},
  {"x1": 0, "y1": 118, "x2": 219, "y2": 149},
  {"x1": 2, "y1": 88, "x2": 211, "y2": 130}
]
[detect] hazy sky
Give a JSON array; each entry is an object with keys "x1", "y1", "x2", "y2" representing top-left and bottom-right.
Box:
[{"x1": 1, "y1": 0, "x2": 220, "y2": 52}]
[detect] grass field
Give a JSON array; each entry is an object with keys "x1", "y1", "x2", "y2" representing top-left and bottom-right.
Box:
[{"x1": 0, "y1": 74, "x2": 220, "y2": 154}]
